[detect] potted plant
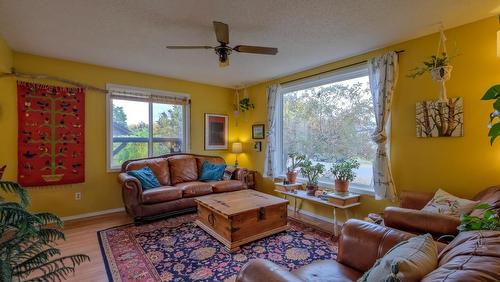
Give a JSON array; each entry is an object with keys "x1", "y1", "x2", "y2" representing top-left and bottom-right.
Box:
[
  {"x1": 299, "y1": 160, "x2": 325, "y2": 196},
  {"x1": 330, "y1": 158, "x2": 360, "y2": 193},
  {"x1": 286, "y1": 153, "x2": 306, "y2": 184},
  {"x1": 481, "y1": 84, "x2": 500, "y2": 144},
  {"x1": 0, "y1": 180, "x2": 90, "y2": 281}
]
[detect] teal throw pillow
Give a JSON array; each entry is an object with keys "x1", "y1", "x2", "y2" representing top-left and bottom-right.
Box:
[
  {"x1": 199, "y1": 160, "x2": 226, "y2": 181},
  {"x1": 127, "y1": 166, "x2": 161, "y2": 190}
]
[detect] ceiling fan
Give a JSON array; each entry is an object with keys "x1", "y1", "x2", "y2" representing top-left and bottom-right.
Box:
[{"x1": 166, "y1": 21, "x2": 278, "y2": 67}]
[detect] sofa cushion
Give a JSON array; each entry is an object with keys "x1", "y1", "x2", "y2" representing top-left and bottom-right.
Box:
[
  {"x1": 141, "y1": 186, "x2": 182, "y2": 204},
  {"x1": 125, "y1": 158, "x2": 170, "y2": 186},
  {"x1": 210, "y1": 180, "x2": 245, "y2": 193},
  {"x1": 293, "y1": 260, "x2": 362, "y2": 282},
  {"x1": 422, "y1": 230, "x2": 500, "y2": 282},
  {"x1": 127, "y1": 167, "x2": 161, "y2": 190},
  {"x1": 358, "y1": 234, "x2": 438, "y2": 282},
  {"x1": 196, "y1": 156, "x2": 225, "y2": 175},
  {"x1": 422, "y1": 189, "x2": 478, "y2": 217},
  {"x1": 199, "y1": 160, "x2": 226, "y2": 181},
  {"x1": 175, "y1": 181, "x2": 213, "y2": 197},
  {"x1": 168, "y1": 156, "x2": 198, "y2": 184}
]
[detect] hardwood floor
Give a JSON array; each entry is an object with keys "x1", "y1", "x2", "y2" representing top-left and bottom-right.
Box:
[{"x1": 55, "y1": 210, "x2": 335, "y2": 281}]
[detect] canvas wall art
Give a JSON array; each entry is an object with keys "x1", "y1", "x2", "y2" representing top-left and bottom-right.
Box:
[
  {"x1": 17, "y1": 81, "x2": 85, "y2": 186},
  {"x1": 204, "y1": 113, "x2": 228, "y2": 150},
  {"x1": 416, "y1": 97, "x2": 463, "y2": 138}
]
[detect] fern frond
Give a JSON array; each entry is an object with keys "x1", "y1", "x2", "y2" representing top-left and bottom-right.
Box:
[
  {"x1": 0, "y1": 181, "x2": 29, "y2": 207},
  {"x1": 13, "y1": 248, "x2": 61, "y2": 275},
  {"x1": 33, "y1": 213, "x2": 63, "y2": 228},
  {"x1": 15, "y1": 254, "x2": 89, "y2": 279},
  {"x1": 21, "y1": 266, "x2": 75, "y2": 282}
]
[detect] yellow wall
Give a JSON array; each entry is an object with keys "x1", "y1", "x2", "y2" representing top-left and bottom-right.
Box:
[
  {"x1": 239, "y1": 16, "x2": 500, "y2": 222},
  {"x1": 1, "y1": 52, "x2": 237, "y2": 217}
]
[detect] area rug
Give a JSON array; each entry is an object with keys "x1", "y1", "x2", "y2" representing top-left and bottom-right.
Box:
[{"x1": 98, "y1": 214, "x2": 337, "y2": 282}]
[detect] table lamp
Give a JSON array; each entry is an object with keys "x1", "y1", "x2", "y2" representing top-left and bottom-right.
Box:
[{"x1": 231, "y1": 142, "x2": 243, "y2": 167}]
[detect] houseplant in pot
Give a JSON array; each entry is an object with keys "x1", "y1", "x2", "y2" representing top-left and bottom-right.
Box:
[
  {"x1": 299, "y1": 160, "x2": 325, "y2": 196},
  {"x1": 330, "y1": 158, "x2": 360, "y2": 194},
  {"x1": 408, "y1": 52, "x2": 453, "y2": 102},
  {"x1": 286, "y1": 153, "x2": 306, "y2": 184}
]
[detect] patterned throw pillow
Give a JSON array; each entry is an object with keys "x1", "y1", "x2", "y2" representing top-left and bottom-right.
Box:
[
  {"x1": 358, "y1": 234, "x2": 438, "y2": 282},
  {"x1": 223, "y1": 165, "x2": 237, "y2": 180},
  {"x1": 421, "y1": 189, "x2": 478, "y2": 217}
]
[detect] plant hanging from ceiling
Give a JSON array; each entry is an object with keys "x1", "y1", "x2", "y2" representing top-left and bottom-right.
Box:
[{"x1": 233, "y1": 88, "x2": 254, "y2": 126}]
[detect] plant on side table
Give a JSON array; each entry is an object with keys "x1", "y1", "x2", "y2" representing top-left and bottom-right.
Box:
[
  {"x1": 330, "y1": 158, "x2": 360, "y2": 194},
  {"x1": 286, "y1": 153, "x2": 306, "y2": 184},
  {"x1": 0, "y1": 181, "x2": 90, "y2": 282},
  {"x1": 299, "y1": 160, "x2": 325, "y2": 196}
]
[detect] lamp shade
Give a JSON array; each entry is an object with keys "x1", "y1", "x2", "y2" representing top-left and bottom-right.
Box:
[{"x1": 232, "y1": 142, "x2": 243, "y2": 154}]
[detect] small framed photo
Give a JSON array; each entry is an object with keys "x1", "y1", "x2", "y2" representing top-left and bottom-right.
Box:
[
  {"x1": 254, "y1": 141, "x2": 262, "y2": 152},
  {"x1": 252, "y1": 124, "x2": 265, "y2": 139},
  {"x1": 205, "y1": 113, "x2": 228, "y2": 150}
]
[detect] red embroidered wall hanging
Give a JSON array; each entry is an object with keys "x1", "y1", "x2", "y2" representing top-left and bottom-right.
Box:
[{"x1": 17, "y1": 81, "x2": 85, "y2": 187}]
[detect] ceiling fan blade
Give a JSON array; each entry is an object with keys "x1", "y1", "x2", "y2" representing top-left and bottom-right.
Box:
[
  {"x1": 213, "y1": 21, "x2": 229, "y2": 44},
  {"x1": 166, "y1": 45, "x2": 213, "y2": 49},
  {"x1": 233, "y1": 45, "x2": 278, "y2": 55}
]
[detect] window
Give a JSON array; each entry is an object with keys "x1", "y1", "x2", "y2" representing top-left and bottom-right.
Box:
[
  {"x1": 279, "y1": 65, "x2": 375, "y2": 189},
  {"x1": 106, "y1": 84, "x2": 190, "y2": 170}
]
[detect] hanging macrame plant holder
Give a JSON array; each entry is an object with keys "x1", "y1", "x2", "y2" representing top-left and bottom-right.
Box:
[{"x1": 432, "y1": 27, "x2": 452, "y2": 103}]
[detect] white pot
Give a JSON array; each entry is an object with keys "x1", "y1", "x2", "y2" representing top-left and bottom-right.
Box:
[{"x1": 430, "y1": 65, "x2": 453, "y2": 82}]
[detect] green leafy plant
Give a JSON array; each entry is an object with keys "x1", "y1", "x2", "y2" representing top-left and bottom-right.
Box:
[
  {"x1": 0, "y1": 181, "x2": 90, "y2": 282},
  {"x1": 458, "y1": 203, "x2": 500, "y2": 232},
  {"x1": 407, "y1": 52, "x2": 451, "y2": 79},
  {"x1": 238, "y1": 97, "x2": 254, "y2": 112},
  {"x1": 299, "y1": 160, "x2": 325, "y2": 186},
  {"x1": 330, "y1": 158, "x2": 360, "y2": 182},
  {"x1": 481, "y1": 85, "x2": 500, "y2": 144},
  {"x1": 287, "y1": 153, "x2": 306, "y2": 172}
]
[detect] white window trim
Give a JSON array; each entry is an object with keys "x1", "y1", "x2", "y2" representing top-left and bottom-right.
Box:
[
  {"x1": 106, "y1": 83, "x2": 191, "y2": 172},
  {"x1": 277, "y1": 64, "x2": 375, "y2": 195}
]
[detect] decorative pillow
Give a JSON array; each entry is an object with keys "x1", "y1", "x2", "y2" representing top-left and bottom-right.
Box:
[
  {"x1": 127, "y1": 166, "x2": 161, "y2": 190},
  {"x1": 223, "y1": 165, "x2": 237, "y2": 180},
  {"x1": 358, "y1": 234, "x2": 438, "y2": 282},
  {"x1": 421, "y1": 189, "x2": 478, "y2": 217},
  {"x1": 199, "y1": 160, "x2": 226, "y2": 181}
]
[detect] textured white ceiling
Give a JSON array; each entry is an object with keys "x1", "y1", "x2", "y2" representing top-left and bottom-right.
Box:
[{"x1": 0, "y1": 0, "x2": 498, "y2": 88}]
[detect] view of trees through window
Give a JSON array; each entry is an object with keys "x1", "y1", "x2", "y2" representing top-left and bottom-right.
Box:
[
  {"x1": 282, "y1": 75, "x2": 376, "y2": 186},
  {"x1": 111, "y1": 98, "x2": 184, "y2": 168}
]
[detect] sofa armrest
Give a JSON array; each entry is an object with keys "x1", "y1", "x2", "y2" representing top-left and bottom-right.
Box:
[
  {"x1": 118, "y1": 172, "x2": 142, "y2": 200},
  {"x1": 236, "y1": 259, "x2": 303, "y2": 282},
  {"x1": 384, "y1": 207, "x2": 460, "y2": 236},
  {"x1": 337, "y1": 219, "x2": 416, "y2": 273},
  {"x1": 233, "y1": 168, "x2": 248, "y2": 181},
  {"x1": 400, "y1": 191, "x2": 434, "y2": 209}
]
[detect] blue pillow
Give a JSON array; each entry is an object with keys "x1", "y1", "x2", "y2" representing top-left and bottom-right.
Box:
[
  {"x1": 127, "y1": 166, "x2": 161, "y2": 190},
  {"x1": 199, "y1": 160, "x2": 226, "y2": 181}
]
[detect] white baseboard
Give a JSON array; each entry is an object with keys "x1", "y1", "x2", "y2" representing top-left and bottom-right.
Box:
[
  {"x1": 287, "y1": 205, "x2": 343, "y2": 224},
  {"x1": 60, "y1": 207, "x2": 125, "y2": 222}
]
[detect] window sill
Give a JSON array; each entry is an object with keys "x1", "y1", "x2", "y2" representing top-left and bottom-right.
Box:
[{"x1": 278, "y1": 175, "x2": 375, "y2": 197}]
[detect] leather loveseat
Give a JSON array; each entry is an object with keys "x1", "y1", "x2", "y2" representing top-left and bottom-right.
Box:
[
  {"x1": 118, "y1": 153, "x2": 248, "y2": 222},
  {"x1": 236, "y1": 219, "x2": 500, "y2": 282},
  {"x1": 383, "y1": 186, "x2": 500, "y2": 238}
]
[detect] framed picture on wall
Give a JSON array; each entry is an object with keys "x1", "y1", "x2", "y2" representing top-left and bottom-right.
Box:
[
  {"x1": 254, "y1": 141, "x2": 262, "y2": 152},
  {"x1": 252, "y1": 124, "x2": 265, "y2": 139},
  {"x1": 205, "y1": 114, "x2": 228, "y2": 150}
]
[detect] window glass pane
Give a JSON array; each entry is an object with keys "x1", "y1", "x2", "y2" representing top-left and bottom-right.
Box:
[
  {"x1": 283, "y1": 74, "x2": 375, "y2": 186},
  {"x1": 111, "y1": 99, "x2": 149, "y2": 167},
  {"x1": 152, "y1": 103, "x2": 184, "y2": 154}
]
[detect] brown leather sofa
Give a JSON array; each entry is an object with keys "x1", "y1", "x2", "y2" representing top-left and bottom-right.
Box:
[
  {"x1": 118, "y1": 153, "x2": 248, "y2": 222},
  {"x1": 384, "y1": 186, "x2": 500, "y2": 237},
  {"x1": 236, "y1": 219, "x2": 500, "y2": 282}
]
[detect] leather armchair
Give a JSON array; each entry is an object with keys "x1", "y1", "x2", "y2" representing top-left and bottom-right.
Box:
[{"x1": 383, "y1": 186, "x2": 500, "y2": 237}]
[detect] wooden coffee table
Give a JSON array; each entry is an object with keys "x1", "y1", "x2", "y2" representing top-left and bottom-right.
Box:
[{"x1": 195, "y1": 190, "x2": 289, "y2": 252}]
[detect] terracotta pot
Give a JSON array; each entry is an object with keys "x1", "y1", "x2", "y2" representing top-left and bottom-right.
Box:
[
  {"x1": 335, "y1": 179, "x2": 349, "y2": 193},
  {"x1": 286, "y1": 171, "x2": 297, "y2": 184},
  {"x1": 306, "y1": 184, "x2": 318, "y2": 196}
]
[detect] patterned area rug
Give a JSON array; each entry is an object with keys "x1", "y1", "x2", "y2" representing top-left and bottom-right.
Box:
[{"x1": 98, "y1": 214, "x2": 337, "y2": 282}]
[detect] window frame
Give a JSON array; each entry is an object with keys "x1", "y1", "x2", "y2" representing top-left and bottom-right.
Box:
[
  {"x1": 106, "y1": 83, "x2": 191, "y2": 172},
  {"x1": 277, "y1": 64, "x2": 375, "y2": 195}
]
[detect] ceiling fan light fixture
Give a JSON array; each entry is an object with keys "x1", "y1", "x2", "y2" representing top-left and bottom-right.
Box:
[{"x1": 219, "y1": 59, "x2": 229, "y2": 67}]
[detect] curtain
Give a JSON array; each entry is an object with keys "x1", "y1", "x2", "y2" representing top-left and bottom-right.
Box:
[
  {"x1": 264, "y1": 84, "x2": 281, "y2": 178},
  {"x1": 368, "y1": 51, "x2": 399, "y2": 200}
]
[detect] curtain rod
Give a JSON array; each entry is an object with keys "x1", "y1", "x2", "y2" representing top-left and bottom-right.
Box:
[
  {"x1": 0, "y1": 69, "x2": 189, "y2": 100},
  {"x1": 281, "y1": 50, "x2": 405, "y2": 85}
]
